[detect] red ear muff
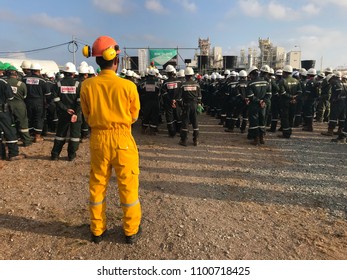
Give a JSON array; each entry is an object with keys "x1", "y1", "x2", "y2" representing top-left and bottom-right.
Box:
[{"x1": 82, "y1": 45, "x2": 91, "y2": 58}]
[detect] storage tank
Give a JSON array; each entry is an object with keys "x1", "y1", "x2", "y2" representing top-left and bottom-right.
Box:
[
  {"x1": 130, "y1": 56, "x2": 139, "y2": 70},
  {"x1": 301, "y1": 60, "x2": 315, "y2": 69},
  {"x1": 197, "y1": 55, "x2": 209, "y2": 71},
  {"x1": 223, "y1": 56, "x2": 238, "y2": 70}
]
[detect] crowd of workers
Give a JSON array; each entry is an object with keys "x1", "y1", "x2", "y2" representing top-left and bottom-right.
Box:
[
  {"x1": 0, "y1": 58, "x2": 346, "y2": 161},
  {"x1": 124, "y1": 63, "x2": 347, "y2": 146},
  {"x1": 1, "y1": 37, "x2": 346, "y2": 246}
]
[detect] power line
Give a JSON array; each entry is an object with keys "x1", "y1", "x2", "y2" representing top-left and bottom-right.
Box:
[{"x1": 0, "y1": 41, "x2": 75, "y2": 54}]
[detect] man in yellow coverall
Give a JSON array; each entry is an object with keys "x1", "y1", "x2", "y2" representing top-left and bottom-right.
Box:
[{"x1": 80, "y1": 35, "x2": 141, "y2": 244}]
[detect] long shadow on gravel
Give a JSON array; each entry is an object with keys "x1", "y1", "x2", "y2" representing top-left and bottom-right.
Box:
[
  {"x1": 0, "y1": 214, "x2": 125, "y2": 244},
  {"x1": 140, "y1": 180, "x2": 347, "y2": 218}
]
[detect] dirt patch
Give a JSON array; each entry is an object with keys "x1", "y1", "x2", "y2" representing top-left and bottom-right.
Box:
[{"x1": 0, "y1": 113, "x2": 346, "y2": 260}]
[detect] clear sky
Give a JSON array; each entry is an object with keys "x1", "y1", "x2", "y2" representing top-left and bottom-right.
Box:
[{"x1": 1, "y1": 0, "x2": 347, "y2": 71}]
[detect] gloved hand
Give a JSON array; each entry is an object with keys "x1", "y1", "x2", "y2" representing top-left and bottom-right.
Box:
[{"x1": 196, "y1": 104, "x2": 204, "y2": 114}]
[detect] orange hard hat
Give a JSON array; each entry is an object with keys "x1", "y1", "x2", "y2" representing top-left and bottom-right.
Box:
[{"x1": 91, "y1": 36, "x2": 121, "y2": 57}]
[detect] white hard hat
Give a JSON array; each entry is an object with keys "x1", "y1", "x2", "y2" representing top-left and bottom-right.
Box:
[
  {"x1": 126, "y1": 70, "x2": 134, "y2": 77},
  {"x1": 299, "y1": 68, "x2": 307, "y2": 76},
  {"x1": 78, "y1": 65, "x2": 89, "y2": 74},
  {"x1": 269, "y1": 68, "x2": 274, "y2": 75},
  {"x1": 63, "y1": 62, "x2": 76, "y2": 73},
  {"x1": 260, "y1": 64, "x2": 270, "y2": 73},
  {"x1": 177, "y1": 69, "x2": 185, "y2": 78},
  {"x1": 276, "y1": 69, "x2": 283, "y2": 76},
  {"x1": 333, "y1": 70, "x2": 341, "y2": 78},
  {"x1": 121, "y1": 68, "x2": 127, "y2": 75},
  {"x1": 324, "y1": 67, "x2": 333, "y2": 74},
  {"x1": 46, "y1": 72, "x2": 55, "y2": 78},
  {"x1": 21, "y1": 60, "x2": 32, "y2": 69},
  {"x1": 283, "y1": 65, "x2": 293, "y2": 73},
  {"x1": 210, "y1": 73, "x2": 217, "y2": 80},
  {"x1": 307, "y1": 68, "x2": 317, "y2": 76},
  {"x1": 184, "y1": 67, "x2": 194, "y2": 76},
  {"x1": 88, "y1": 66, "x2": 95, "y2": 75},
  {"x1": 239, "y1": 70, "x2": 247, "y2": 77},
  {"x1": 80, "y1": 61, "x2": 88, "y2": 68},
  {"x1": 247, "y1": 66, "x2": 258, "y2": 75},
  {"x1": 229, "y1": 71, "x2": 237, "y2": 77},
  {"x1": 30, "y1": 63, "x2": 42, "y2": 71},
  {"x1": 148, "y1": 69, "x2": 156, "y2": 76},
  {"x1": 318, "y1": 72, "x2": 325, "y2": 78},
  {"x1": 224, "y1": 69, "x2": 231, "y2": 75},
  {"x1": 165, "y1": 64, "x2": 176, "y2": 73}
]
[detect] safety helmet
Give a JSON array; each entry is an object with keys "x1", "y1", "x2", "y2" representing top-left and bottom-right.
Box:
[
  {"x1": 260, "y1": 64, "x2": 271, "y2": 73},
  {"x1": 63, "y1": 62, "x2": 77, "y2": 73},
  {"x1": 83, "y1": 35, "x2": 121, "y2": 61},
  {"x1": 21, "y1": 60, "x2": 32, "y2": 69},
  {"x1": 121, "y1": 68, "x2": 127, "y2": 75},
  {"x1": 247, "y1": 65, "x2": 258, "y2": 75},
  {"x1": 239, "y1": 70, "x2": 247, "y2": 77},
  {"x1": 177, "y1": 69, "x2": 185, "y2": 78},
  {"x1": 333, "y1": 70, "x2": 342, "y2": 78},
  {"x1": 30, "y1": 63, "x2": 42, "y2": 71},
  {"x1": 275, "y1": 69, "x2": 283, "y2": 76},
  {"x1": 88, "y1": 66, "x2": 95, "y2": 75},
  {"x1": 299, "y1": 68, "x2": 307, "y2": 77},
  {"x1": 126, "y1": 70, "x2": 134, "y2": 77},
  {"x1": 165, "y1": 64, "x2": 176, "y2": 73},
  {"x1": 269, "y1": 68, "x2": 274, "y2": 75},
  {"x1": 283, "y1": 65, "x2": 293, "y2": 73},
  {"x1": 229, "y1": 71, "x2": 237, "y2": 77},
  {"x1": 148, "y1": 69, "x2": 156, "y2": 76},
  {"x1": 80, "y1": 61, "x2": 88, "y2": 68},
  {"x1": 7, "y1": 65, "x2": 18, "y2": 71},
  {"x1": 185, "y1": 67, "x2": 194, "y2": 76},
  {"x1": 224, "y1": 69, "x2": 231, "y2": 75},
  {"x1": 78, "y1": 65, "x2": 89, "y2": 74},
  {"x1": 210, "y1": 73, "x2": 217, "y2": 80},
  {"x1": 318, "y1": 72, "x2": 325, "y2": 78},
  {"x1": 292, "y1": 71, "x2": 300, "y2": 78},
  {"x1": 307, "y1": 68, "x2": 317, "y2": 76},
  {"x1": 46, "y1": 72, "x2": 55, "y2": 78},
  {"x1": 324, "y1": 67, "x2": 333, "y2": 74}
]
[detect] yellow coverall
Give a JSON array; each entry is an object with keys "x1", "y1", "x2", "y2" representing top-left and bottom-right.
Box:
[{"x1": 80, "y1": 69, "x2": 141, "y2": 237}]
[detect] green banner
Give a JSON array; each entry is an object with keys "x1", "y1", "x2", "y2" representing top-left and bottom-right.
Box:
[{"x1": 149, "y1": 49, "x2": 177, "y2": 66}]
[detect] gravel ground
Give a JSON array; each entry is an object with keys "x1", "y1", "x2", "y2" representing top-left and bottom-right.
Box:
[{"x1": 0, "y1": 113, "x2": 346, "y2": 260}]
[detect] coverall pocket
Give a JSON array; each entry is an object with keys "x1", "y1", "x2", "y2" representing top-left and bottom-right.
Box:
[{"x1": 118, "y1": 133, "x2": 130, "y2": 150}]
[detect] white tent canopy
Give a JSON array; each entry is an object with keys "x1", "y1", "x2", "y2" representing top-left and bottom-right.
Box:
[{"x1": 0, "y1": 57, "x2": 60, "y2": 74}]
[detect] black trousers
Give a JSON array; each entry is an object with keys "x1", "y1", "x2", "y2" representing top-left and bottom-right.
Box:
[
  {"x1": 0, "y1": 110, "x2": 19, "y2": 158},
  {"x1": 180, "y1": 102, "x2": 199, "y2": 141},
  {"x1": 25, "y1": 98, "x2": 45, "y2": 134}
]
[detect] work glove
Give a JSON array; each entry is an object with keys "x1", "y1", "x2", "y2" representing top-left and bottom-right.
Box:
[{"x1": 196, "y1": 104, "x2": 204, "y2": 114}]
